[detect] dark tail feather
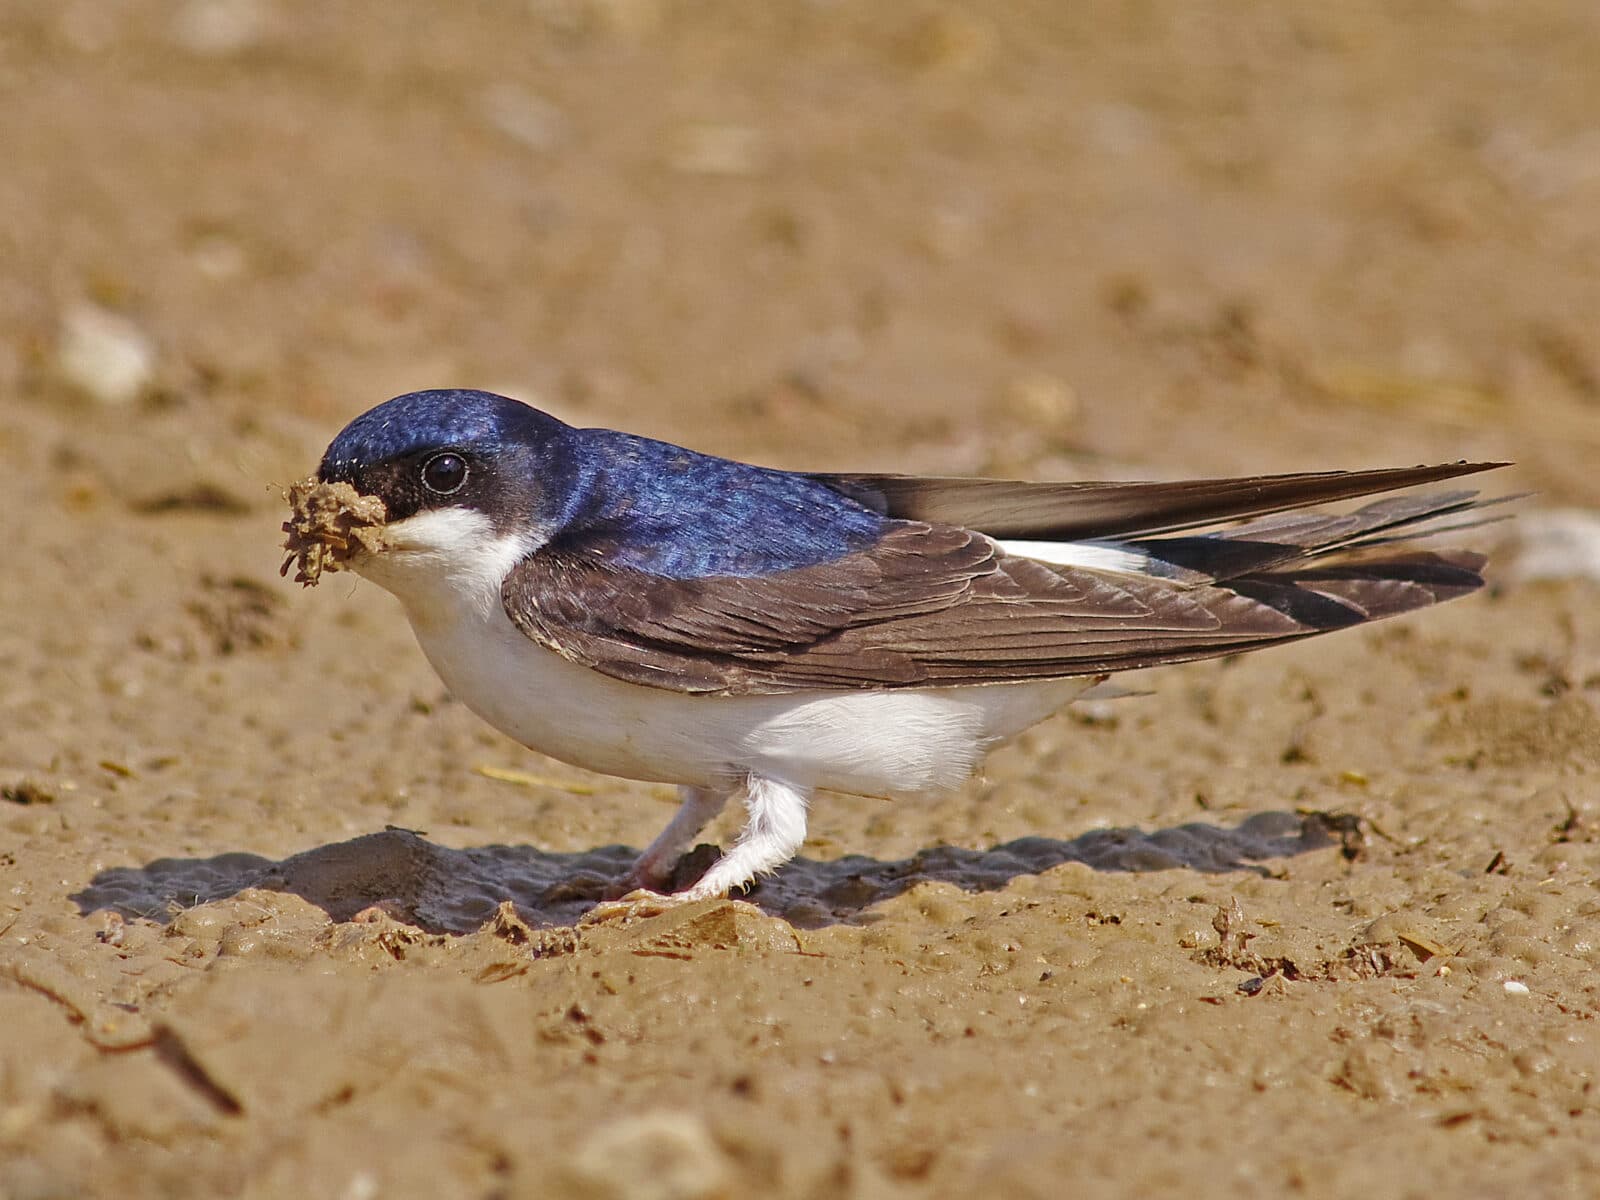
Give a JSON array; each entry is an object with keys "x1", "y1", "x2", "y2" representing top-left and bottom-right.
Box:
[
  {"x1": 1132, "y1": 490, "x2": 1511, "y2": 585},
  {"x1": 1244, "y1": 548, "x2": 1488, "y2": 626}
]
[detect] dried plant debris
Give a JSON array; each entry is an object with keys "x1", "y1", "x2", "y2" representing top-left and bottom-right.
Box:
[
  {"x1": 280, "y1": 477, "x2": 387, "y2": 586},
  {"x1": 2, "y1": 780, "x2": 55, "y2": 806},
  {"x1": 1200, "y1": 898, "x2": 1306, "y2": 985},
  {"x1": 1297, "y1": 809, "x2": 1369, "y2": 860}
]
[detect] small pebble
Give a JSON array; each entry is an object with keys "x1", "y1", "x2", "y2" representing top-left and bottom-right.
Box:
[
  {"x1": 479, "y1": 84, "x2": 569, "y2": 153},
  {"x1": 1086, "y1": 103, "x2": 1156, "y2": 156},
  {"x1": 189, "y1": 233, "x2": 248, "y2": 281},
  {"x1": 55, "y1": 303, "x2": 157, "y2": 405},
  {"x1": 171, "y1": 0, "x2": 269, "y2": 56},
  {"x1": 338, "y1": 1171, "x2": 380, "y2": 1200},
  {"x1": 1508, "y1": 509, "x2": 1600, "y2": 583},
  {"x1": 561, "y1": 1111, "x2": 731, "y2": 1200},
  {"x1": 1003, "y1": 372, "x2": 1078, "y2": 426},
  {"x1": 1503, "y1": 979, "x2": 1530, "y2": 996},
  {"x1": 665, "y1": 124, "x2": 769, "y2": 177}
]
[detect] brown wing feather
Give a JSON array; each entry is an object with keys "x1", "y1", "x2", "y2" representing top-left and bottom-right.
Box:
[{"x1": 501, "y1": 518, "x2": 1488, "y2": 696}]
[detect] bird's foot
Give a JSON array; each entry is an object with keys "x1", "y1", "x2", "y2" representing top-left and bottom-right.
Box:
[
  {"x1": 605, "y1": 841, "x2": 723, "y2": 901},
  {"x1": 602, "y1": 869, "x2": 670, "y2": 903},
  {"x1": 589, "y1": 775, "x2": 806, "y2": 919}
]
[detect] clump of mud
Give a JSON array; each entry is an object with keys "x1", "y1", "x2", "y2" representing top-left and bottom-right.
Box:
[{"x1": 279, "y1": 478, "x2": 387, "y2": 586}]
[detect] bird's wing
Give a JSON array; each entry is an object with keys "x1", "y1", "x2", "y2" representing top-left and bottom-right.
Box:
[
  {"x1": 500, "y1": 504, "x2": 1489, "y2": 697},
  {"x1": 813, "y1": 461, "x2": 1506, "y2": 540}
]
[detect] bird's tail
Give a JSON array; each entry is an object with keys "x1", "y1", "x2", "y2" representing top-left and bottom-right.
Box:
[
  {"x1": 1124, "y1": 488, "x2": 1510, "y2": 632},
  {"x1": 1127, "y1": 488, "x2": 1510, "y2": 583}
]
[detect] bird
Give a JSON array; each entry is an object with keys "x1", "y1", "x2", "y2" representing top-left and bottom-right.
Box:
[{"x1": 287, "y1": 388, "x2": 1503, "y2": 904}]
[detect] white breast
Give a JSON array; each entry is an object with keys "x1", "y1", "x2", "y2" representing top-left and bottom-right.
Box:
[{"x1": 355, "y1": 507, "x2": 1092, "y2": 796}]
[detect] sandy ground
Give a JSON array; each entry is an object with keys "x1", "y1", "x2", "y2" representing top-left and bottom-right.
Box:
[{"x1": 4, "y1": 2, "x2": 1600, "y2": 1197}]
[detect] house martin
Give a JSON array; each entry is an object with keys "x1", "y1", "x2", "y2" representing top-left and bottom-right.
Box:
[{"x1": 286, "y1": 388, "x2": 1503, "y2": 903}]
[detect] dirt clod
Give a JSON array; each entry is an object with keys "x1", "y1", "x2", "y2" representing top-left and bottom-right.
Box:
[{"x1": 279, "y1": 478, "x2": 387, "y2": 586}]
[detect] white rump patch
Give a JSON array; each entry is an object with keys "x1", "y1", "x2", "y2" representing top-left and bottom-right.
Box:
[{"x1": 997, "y1": 537, "x2": 1152, "y2": 575}]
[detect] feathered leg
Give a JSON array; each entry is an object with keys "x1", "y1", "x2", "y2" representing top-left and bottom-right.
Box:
[{"x1": 678, "y1": 775, "x2": 811, "y2": 900}]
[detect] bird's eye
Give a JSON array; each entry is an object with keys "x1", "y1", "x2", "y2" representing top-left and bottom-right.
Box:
[{"x1": 421, "y1": 452, "x2": 468, "y2": 495}]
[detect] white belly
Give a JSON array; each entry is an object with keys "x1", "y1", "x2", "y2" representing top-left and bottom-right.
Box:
[{"x1": 411, "y1": 602, "x2": 1089, "y2": 796}]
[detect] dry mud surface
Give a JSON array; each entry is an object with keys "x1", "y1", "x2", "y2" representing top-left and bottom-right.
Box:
[{"x1": 4, "y1": 4, "x2": 1600, "y2": 1198}]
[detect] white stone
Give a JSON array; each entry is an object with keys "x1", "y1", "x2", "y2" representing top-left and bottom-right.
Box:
[
  {"x1": 562, "y1": 1111, "x2": 732, "y2": 1200},
  {"x1": 1509, "y1": 509, "x2": 1600, "y2": 583},
  {"x1": 171, "y1": 0, "x2": 268, "y2": 57},
  {"x1": 56, "y1": 304, "x2": 157, "y2": 406},
  {"x1": 479, "y1": 84, "x2": 569, "y2": 153},
  {"x1": 666, "y1": 124, "x2": 769, "y2": 176}
]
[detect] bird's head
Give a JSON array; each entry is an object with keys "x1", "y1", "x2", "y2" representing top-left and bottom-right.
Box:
[
  {"x1": 318, "y1": 388, "x2": 569, "y2": 525},
  {"x1": 302, "y1": 389, "x2": 573, "y2": 619}
]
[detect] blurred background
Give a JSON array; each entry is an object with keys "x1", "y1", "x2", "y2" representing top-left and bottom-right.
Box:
[{"x1": 7, "y1": 0, "x2": 1598, "y2": 506}]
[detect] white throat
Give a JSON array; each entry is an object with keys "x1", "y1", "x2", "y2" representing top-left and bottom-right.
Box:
[{"x1": 353, "y1": 507, "x2": 536, "y2": 628}]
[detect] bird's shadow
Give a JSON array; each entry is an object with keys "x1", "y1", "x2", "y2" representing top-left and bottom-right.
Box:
[{"x1": 71, "y1": 810, "x2": 1358, "y2": 934}]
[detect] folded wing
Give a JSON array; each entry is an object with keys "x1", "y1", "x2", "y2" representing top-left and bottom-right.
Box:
[{"x1": 501, "y1": 470, "x2": 1500, "y2": 696}]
